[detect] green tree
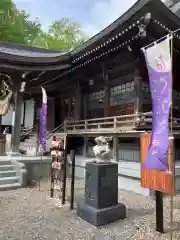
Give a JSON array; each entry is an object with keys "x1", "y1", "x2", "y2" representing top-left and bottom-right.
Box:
[
  {"x1": 32, "y1": 18, "x2": 87, "y2": 50},
  {"x1": 0, "y1": 1, "x2": 87, "y2": 50},
  {"x1": 0, "y1": 0, "x2": 41, "y2": 44}
]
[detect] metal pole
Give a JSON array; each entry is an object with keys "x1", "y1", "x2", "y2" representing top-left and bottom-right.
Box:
[
  {"x1": 61, "y1": 134, "x2": 67, "y2": 205},
  {"x1": 169, "y1": 34, "x2": 174, "y2": 240},
  {"x1": 155, "y1": 191, "x2": 164, "y2": 233},
  {"x1": 169, "y1": 137, "x2": 175, "y2": 240},
  {"x1": 50, "y1": 158, "x2": 54, "y2": 198},
  {"x1": 70, "y1": 150, "x2": 75, "y2": 210},
  {"x1": 38, "y1": 145, "x2": 43, "y2": 191}
]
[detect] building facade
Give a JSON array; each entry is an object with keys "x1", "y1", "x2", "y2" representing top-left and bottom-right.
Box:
[
  {"x1": 2, "y1": 0, "x2": 180, "y2": 194},
  {"x1": 16, "y1": 0, "x2": 180, "y2": 162}
]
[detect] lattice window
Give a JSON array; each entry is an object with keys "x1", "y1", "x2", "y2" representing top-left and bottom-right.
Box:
[
  {"x1": 110, "y1": 81, "x2": 135, "y2": 106},
  {"x1": 141, "y1": 82, "x2": 151, "y2": 99},
  {"x1": 173, "y1": 90, "x2": 180, "y2": 108},
  {"x1": 87, "y1": 90, "x2": 105, "y2": 110}
]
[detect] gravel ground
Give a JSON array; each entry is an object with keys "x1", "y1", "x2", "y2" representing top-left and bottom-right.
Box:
[{"x1": 0, "y1": 180, "x2": 180, "y2": 240}]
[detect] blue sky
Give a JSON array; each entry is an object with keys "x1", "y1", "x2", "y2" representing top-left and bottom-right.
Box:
[{"x1": 13, "y1": 0, "x2": 137, "y2": 36}]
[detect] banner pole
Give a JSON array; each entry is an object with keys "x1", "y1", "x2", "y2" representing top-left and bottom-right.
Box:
[
  {"x1": 155, "y1": 191, "x2": 164, "y2": 233},
  {"x1": 169, "y1": 34, "x2": 174, "y2": 240},
  {"x1": 38, "y1": 144, "x2": 43, "y2": 191},
  {"x1": 39, "y1": 86, "x2": 47, "y2": 192},
  {"x1": 141, "y1": 27, "x2": 180, "y2": 51},
  {"x1": 61, "y1": 134, "x2": 67, "y2": 205},
  {"x1": 70, "y1": 150, "x2": 75, "y2": 210}
]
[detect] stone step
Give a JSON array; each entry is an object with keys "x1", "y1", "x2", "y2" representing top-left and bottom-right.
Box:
[
  {"x1": 0, "y1": 160, "x2": 12, "y2": 165},
  {"x1": 26, "y1": 136, "x2": 37, "y2": 141},
  {"x1": 23, "y1": 142, "x2": 36, "y2": 146},
  {"x1": 0, "y1": 183, "x2": 21, "y2": 191},
  {"x1": 0, "y1": 165, "x2": 14, "y2": 171},
  {"x1": 0, "y1": 170, "x2": 16, "y2": 178},
  {"x1": 0, "y1": 176, "x2": 19, "y2": 185},
  {"x1": 21, "y1": 140, "x2": 36, "y2": 144},
  {"x1": 22, "y1": 138, "x2": 36, "y2": 142}
]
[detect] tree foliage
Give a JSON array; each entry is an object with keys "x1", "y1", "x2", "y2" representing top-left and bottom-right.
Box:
[
  {"x1": 32, "y1": 18, "x2": 87, "y2": 50},
  {"x1": 0, "y1": 0, "x2": 87, "y2": 50},
  {"x1": 0, "y1": 0, "x2": 41, "y2": 44}
]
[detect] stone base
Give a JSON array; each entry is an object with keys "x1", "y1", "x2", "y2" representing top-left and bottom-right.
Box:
[{"x1": 77, "y1": 199, "x2": 126, "y2": 227}]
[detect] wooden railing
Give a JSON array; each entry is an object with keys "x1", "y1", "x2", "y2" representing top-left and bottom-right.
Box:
[
  {"x1": 63, "y1": 111, "x2": 180, "y2": 134},
  {"x1": 30, "y1": 111, "x2": 180, "y2": 138},
  {"x1": 138, "y1": 111, "x2": 180, "y2": 129},
  {"x1": 20, "y1": 124, "x2": 37, "y2": 141},
  {"x1": 47, "y1": 123, "x2": 64, "y2": 140},
  {"x1": 65, "y1": 113, "x2": 140, "y2": 133}
]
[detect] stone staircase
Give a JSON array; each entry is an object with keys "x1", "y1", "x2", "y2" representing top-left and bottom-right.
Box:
[{"x1": 0, "y1": 160, "x2": 20, "y2": 191}]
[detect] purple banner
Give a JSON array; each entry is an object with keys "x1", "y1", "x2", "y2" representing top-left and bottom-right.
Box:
[
  {"x1": 143, "y1": 38, "x2": 172, "y2": 172},
  {"x1": 39, "y1": 87, "x2": 47, "y2": 153}
]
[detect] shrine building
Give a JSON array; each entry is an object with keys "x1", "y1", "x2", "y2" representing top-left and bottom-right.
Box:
[{"x1": 1, "y1": 0, "x2": 180, "y2": 194}]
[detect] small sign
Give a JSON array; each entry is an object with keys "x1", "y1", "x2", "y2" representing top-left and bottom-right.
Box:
[{"x1": 140, "y1": 134, "x2": 174, "y2": 193}]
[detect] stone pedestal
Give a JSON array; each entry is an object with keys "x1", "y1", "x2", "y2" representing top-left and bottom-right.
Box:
[{"x1": 77, "y1": 162, "x2": 126, "y2": 226}]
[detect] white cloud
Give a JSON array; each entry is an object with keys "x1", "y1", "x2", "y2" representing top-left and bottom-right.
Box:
[
  {"x1": 84, "y1": 0, "x2": 137, "y2": 36},
  {"x1": 14, "y1": 0, "x2": 138, "y2": 37}
]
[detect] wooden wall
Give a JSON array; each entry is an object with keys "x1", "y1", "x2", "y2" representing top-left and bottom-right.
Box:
[
  {"x1": 109, "y1": 103, "x2": 134, "y2": 116},
  {"x1": 82, "y1": 50, "x2": 138, "y2": 119},
  {"x1": 58, "y1": 50, "x2": 148, "y2": 120}
]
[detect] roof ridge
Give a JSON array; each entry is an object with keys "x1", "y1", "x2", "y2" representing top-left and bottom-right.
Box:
[{"x1": 71, "y1": 0, "x2": 154, "y2": 55}]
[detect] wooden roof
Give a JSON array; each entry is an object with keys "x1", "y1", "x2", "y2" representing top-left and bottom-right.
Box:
[
  {"x1": 1, "y1": 0, "x2": 180, "y2": 95},
  {"x1": 0, "y1": 41, "x2": 71, "y2": 71},
  {"x1": 41, "y1": 0, "x2": 180, "y2": 94},
  {"x1": 71, "y1": 0, "x2": 180, "y2": 63}
]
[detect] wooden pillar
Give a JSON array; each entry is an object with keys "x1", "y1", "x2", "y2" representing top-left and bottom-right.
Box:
[
  {"x1": 104, "y1": 83, "x2": 110, "y2": 117},
  {"x1": 22, "y1": 101, "x2": 26, "y2": 127},
  {"x1": 55, "y1": 96, "x2": 62, "y2": 127},
  {"x1": 83, "y1": 94, "x2": 88, "y2": 119},
  {"x1": 33, "y1": 95, "x2": 41, "y2": 126},
  {"x1": 75, "y1": 83, "x2": 82, "y2": 120},
  {"x1": 47, "y1": 97, "x2": 55, "y2": 130},
  {"x1": 83, "y1": 136, "x2": 88, "y2": 157},
  {"x1": 11, "y1": 78, "x2": 24, "y2": 153},
  {"x1": 113, "y1": 134, "x2": 118, "y2": 161},
  {"x1": 134, "y1": 68, "x2": 142, "y2": 114},
  {"x1": 102, "y1": 63, "x2": 110, "y2": 117}
]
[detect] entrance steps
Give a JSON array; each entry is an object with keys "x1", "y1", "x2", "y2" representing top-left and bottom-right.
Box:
[
  {"x1": 0, "y1": 160, "x2": 20, "y2": 191},
  {"x1": 20, "y1": 132, "x2": 37, "y2": 155}
]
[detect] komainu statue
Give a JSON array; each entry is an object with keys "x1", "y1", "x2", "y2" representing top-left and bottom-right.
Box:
[{"x1": 93, "y1": 136, "x2": 112, "y2": 163}]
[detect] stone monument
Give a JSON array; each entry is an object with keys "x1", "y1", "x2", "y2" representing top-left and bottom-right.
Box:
[{"x1": 77, "y1": 136, "x2": 126, "y2": 227}]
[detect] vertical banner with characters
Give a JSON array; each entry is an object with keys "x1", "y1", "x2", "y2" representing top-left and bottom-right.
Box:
[
  {"x1": 141, "y1": 36, "x2": 174, "y2": 193},
  {"x1": 39, "y1": 87, "x2": 47, "y2": 153}
]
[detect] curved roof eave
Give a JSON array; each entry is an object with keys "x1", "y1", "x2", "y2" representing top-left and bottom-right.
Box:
[
  {"x1": 71, "y1": 0, "x2": 180, "y2": 56},
  {"x1": 0, "y1": 41, "x2": 71, "y2": 64},
  {"x1": 0, "y1": 62, "x2": 71, "y2": 71}
]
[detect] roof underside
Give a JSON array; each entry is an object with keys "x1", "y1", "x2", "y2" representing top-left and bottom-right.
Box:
[{"x1": 71, "y1": 0, "x2": 180, "y2": 57}]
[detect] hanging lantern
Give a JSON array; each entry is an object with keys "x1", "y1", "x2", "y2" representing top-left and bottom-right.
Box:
[{"x1": 89, "y1": 79, "x2": 94, "y2": 86}]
